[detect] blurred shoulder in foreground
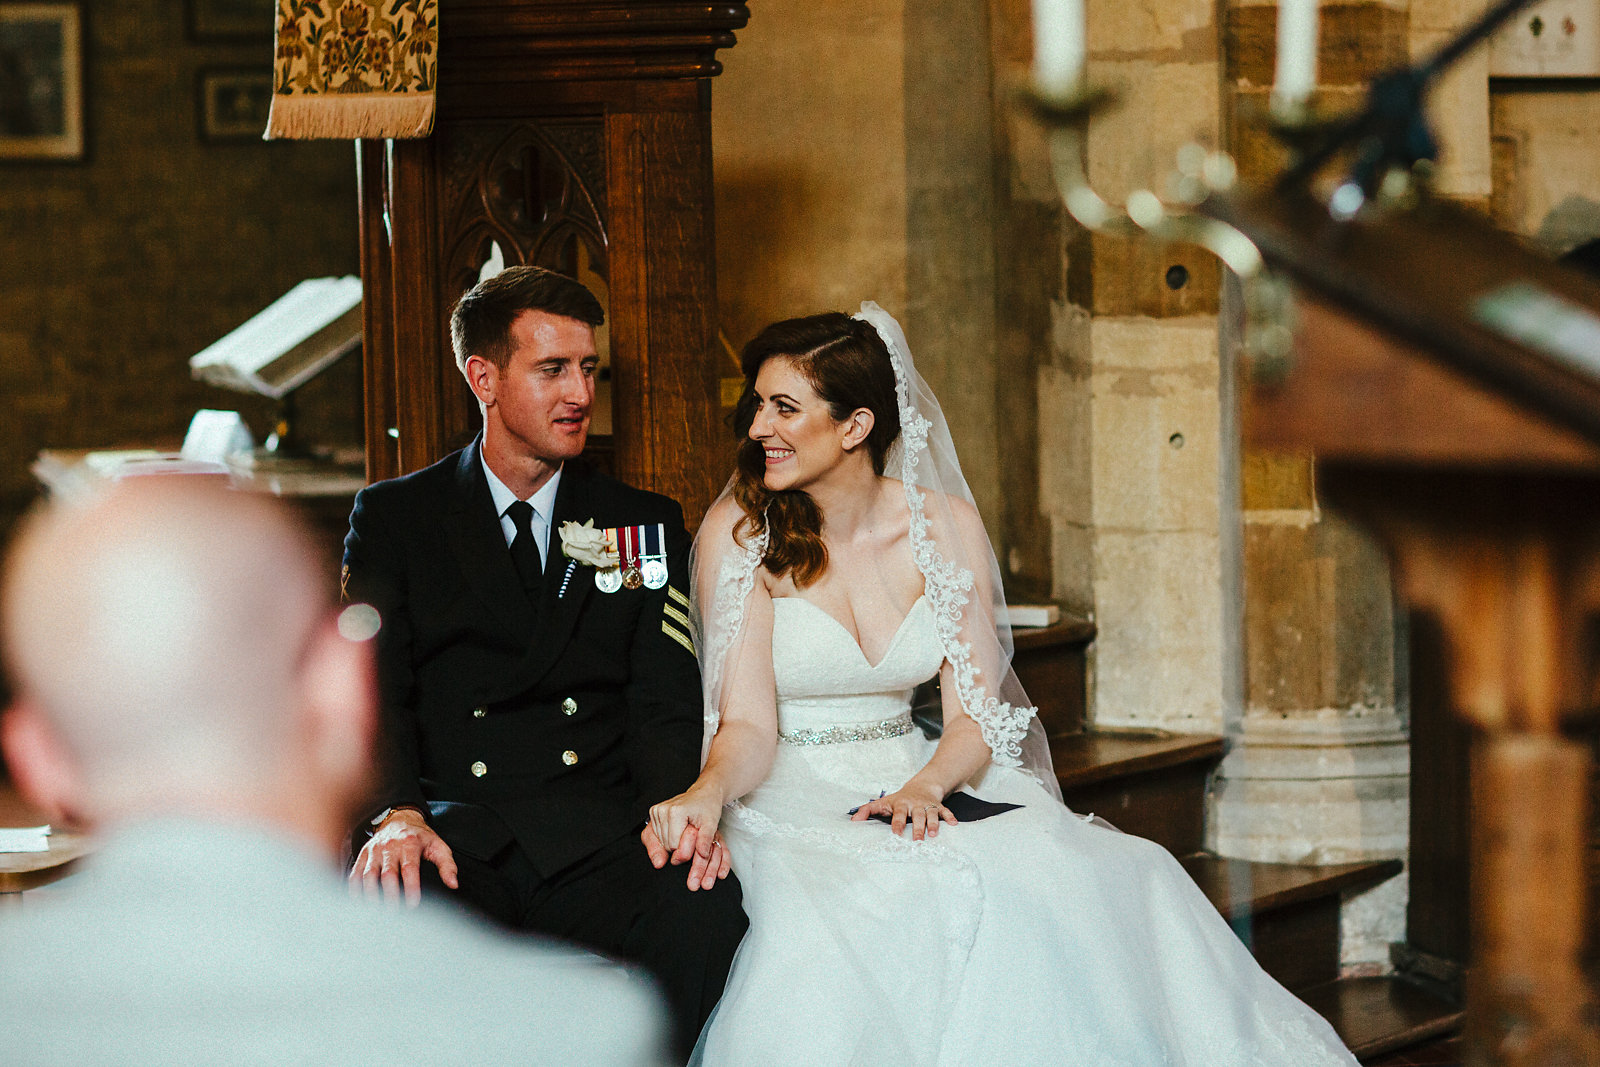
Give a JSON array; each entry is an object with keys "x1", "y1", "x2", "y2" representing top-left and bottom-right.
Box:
[{"x1": 0, "y1": 479, "x2": 669, "y2": 1066}]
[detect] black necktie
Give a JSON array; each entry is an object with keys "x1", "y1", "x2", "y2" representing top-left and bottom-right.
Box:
[{"x1": 506, "y1": 500, "x2": 543, "y2": 592}]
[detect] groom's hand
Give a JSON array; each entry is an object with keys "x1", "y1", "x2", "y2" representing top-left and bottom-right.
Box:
[{"x1": 350, "y1": 808, "x2": 458, "y2": 907}]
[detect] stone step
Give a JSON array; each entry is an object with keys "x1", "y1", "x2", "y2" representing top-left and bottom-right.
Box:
[
  {"x1": 1295, "y1": 975, "x2": 1463, "y2": 1062},
  {"x1": 1181, "y1": 853, "x2": 1405, "y2": 993},
  {"x1": 1052, "y1": 729, "x2": 1226, "y2": 854}
]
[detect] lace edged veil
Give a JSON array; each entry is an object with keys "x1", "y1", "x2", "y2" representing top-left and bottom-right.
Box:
[{"x1": 691, "y1": 301, "x2": 1061, "y2": 801}]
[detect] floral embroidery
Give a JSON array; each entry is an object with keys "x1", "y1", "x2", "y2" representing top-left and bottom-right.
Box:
[
  {"x1": 275, "y1": 0, "x2": 436, "y2": 98},
  {"x1": 702, "y1": 526, "x2": 767, "y2": 739}
]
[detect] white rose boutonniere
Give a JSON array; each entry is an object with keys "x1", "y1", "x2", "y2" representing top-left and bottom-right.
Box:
[{"x1": 559, "y1": 519, "x2": 618, "y2": 569}]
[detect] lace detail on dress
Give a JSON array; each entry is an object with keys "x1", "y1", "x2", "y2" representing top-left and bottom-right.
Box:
[
  {"x1": 890, "y1": 349, "x2": 1037, "y2": 770},
  {"x1": 702, "y1": 526, "x2": 768, "y2": 739}
]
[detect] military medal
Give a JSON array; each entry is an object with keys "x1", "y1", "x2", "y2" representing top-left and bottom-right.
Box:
[
  {"x1": 640, "y1": 523, "x2": 668, "y2": 589},
  {"x1": 595, "y1": 527, "x2": 624, "y2": 593},
  {"x1": 621, "y1": 525, "x2": 644, "y2": 590}
]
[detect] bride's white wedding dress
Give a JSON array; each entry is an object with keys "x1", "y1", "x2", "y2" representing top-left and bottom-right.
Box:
[{"x1": 693, "y1": 594, "x2": 1359, "y2": 1067}]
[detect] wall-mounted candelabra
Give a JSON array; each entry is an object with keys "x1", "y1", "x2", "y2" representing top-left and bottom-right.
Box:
[{"x1": 1021, "y1": 0, "x2": 1545, "y2": 376}]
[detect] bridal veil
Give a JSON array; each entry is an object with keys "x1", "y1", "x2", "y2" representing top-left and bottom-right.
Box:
[{"x1": 691, "y1": 301, "x2": 1061, "y2": 800}]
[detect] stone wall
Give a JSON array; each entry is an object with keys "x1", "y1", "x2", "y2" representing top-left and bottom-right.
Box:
[
  {"x1": 1413, "y1": 0, "x2": 1492, "y2": 203},
  {"x1": 712, "y1": 1, "x2": 908, "y2": 362},
  {"x1": 0, "y1": 1, "x2": 360, "y2": 538},
  {"x1": 1491, "y1": 89, "x2": 1600, "y2": 250},
  {"x1": 713, "y1": 0, "x2": 1034, "y2": 568}
]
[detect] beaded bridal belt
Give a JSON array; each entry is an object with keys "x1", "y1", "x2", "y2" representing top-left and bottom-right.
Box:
[{"x1": 778, "y1": 713, "x2": 915, "y2": 746}]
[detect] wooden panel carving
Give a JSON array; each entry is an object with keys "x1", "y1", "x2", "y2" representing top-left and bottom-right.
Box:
[
  {"x1": 358, "y1": 2, "x2": 746, "y2": 525},
  {"x1": 440, "y1": 121, "x2": 608, "y2": 295},
  {"x1": 428, "y1": 119, "x2": 612, "y2": 458}
]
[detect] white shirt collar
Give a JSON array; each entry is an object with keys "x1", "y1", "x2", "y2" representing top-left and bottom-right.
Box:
[{"x1": 480, "y1": 452, "x2": 563, "y2": 524}]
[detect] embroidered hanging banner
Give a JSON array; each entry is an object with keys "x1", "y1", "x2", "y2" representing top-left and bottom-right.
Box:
[{"x1": 266, "y1": 0, "x2": 438, "y2": 140}]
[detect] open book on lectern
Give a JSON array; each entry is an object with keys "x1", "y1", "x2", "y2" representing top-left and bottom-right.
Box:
[{"x1": 189, "y1": 276, "x2": 362, "y2": 401}]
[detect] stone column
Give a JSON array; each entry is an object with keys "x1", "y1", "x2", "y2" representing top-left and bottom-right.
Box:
[
  {"x1": 1046, "y1": 0, "x2": 1230, "y2": 733},
  {"x1": 1217, "y1": 0, "x2": 1413, "y2": 969},
  {"x1": 1412, "y1": 0, "x2": 1492, "y2": 205},
  {"x1": 1217, "y1": 459, "x2": 1412, "y2": 967}
]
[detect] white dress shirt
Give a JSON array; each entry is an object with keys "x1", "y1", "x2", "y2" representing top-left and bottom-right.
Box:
[{"x1": 482, "y1": 456, "x2": 562, "y2": 567}]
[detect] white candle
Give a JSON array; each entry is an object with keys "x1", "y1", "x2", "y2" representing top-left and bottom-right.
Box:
[
  {"x1": 1273, "y1": 0, "x2": 1319, "y2": 112},
  {"x1": 1033, "y1": 0, "x2": 1086, "y2": 94}
]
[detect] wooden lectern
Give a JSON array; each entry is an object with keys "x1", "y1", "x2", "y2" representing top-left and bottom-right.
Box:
[
  {"x1": 1214, "y1": 190, "x2": 1600, "y2": 1066},
  {"x1": 356, "y1": 2, "x2": 749, "y2": 525}
]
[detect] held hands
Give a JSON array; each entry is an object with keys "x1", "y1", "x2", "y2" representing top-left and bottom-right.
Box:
[
  {"x1": 644, "y1": 786, "x2": 732, "y2": 891},
  {"x1": 851, "y1": 780, "x2": 956, "y2": 841},
  {"x1": 349, "y1": 808, "x2": 458, "y2": 907}
]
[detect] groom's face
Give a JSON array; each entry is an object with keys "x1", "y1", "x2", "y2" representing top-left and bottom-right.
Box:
[{"x1": 482, "y1": 310, "x2": 598, "y2": 465}]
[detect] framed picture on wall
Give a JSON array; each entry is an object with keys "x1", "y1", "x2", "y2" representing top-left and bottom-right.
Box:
[
  {"x1": 187, "y1": 0, "x2": 272, "y2": 41},
  {"x1": 197, "y1": 67, "x2": 271, "y2": 143},
  {"x1": 0, "y1": 2, "x2": 85, "y2": 162}
]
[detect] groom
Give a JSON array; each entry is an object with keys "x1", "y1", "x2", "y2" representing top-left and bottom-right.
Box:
[{"x1": 342, "y1": 266, "x2": 746, "y2": 1054}]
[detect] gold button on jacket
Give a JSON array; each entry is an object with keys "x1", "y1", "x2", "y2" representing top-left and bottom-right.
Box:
[
  {"x1": 470, "y1": 761, "x2": 487, "y2": 777},
  {"x1": 561, "y1": 750, "x2": 579, "y2": 766},
  {"x1": 561, "y1": 697, "x2": 577, "y2": 716}
]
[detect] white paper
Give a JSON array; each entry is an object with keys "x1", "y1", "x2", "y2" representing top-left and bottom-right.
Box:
[
  {"x1": 182, "y1": 409, "x2": 253, "y2": 463},
  {"x1": 0, "y1": 825, "x2": 51, "y2": 853}
]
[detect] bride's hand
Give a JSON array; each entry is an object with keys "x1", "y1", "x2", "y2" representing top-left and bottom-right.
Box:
[
  {"x1": 851, "y1": 781, "x2": 956, "y2": 841},
  {"x1": 648, "y1": 784, "x2": 725, "y2": 865}
]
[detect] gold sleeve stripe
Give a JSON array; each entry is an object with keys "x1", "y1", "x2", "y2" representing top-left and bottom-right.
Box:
[
  {"x1": 662, "y1": 620, "x2": 696, "y2": 656},
  {"x1": 667, "y1": 584, "x2": 690, "y2": 609},
  {"x1": 663, "y1": 603, "x2": 693, "y2": 633}
]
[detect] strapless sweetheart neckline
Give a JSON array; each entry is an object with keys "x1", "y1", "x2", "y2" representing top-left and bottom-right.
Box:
[{"x1": 772, "y1": 594, "x2": 928, "y2": 671}]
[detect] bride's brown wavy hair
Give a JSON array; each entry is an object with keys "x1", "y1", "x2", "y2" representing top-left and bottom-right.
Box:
[{"x1": 731, "y1": 312, "x2": 901, "y2": 588}]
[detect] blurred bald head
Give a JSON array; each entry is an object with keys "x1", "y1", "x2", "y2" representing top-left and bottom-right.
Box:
[{"x1": 1, "y1": 480, "x2": 375, "y2": 841}]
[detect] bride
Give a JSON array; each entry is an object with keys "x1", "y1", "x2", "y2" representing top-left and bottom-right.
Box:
[{"x1": 649, "y1": 302, "x2": 1359, "y2": 1066}]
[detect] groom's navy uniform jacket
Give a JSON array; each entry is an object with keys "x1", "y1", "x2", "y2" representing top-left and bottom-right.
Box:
[{"x1": 341, "y1": 441, "x2": 705, "y2": 878}]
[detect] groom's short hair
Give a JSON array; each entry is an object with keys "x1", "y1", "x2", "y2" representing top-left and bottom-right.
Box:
[{"x1": 450, "y1": 265, "x2": 605, "y2": 375}]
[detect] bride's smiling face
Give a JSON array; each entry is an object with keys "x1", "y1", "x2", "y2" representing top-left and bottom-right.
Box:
[{"x1": 748, "y1": 356, "x2": 863, "y2": 492}]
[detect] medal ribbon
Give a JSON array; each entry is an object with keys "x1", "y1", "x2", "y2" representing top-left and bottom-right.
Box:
[
  {"x1": 622, "y1": 525, "x2": 640, "y2": 574},
  {"x1": 644, "y1": 523, "x2": 663, "y2": 559}
]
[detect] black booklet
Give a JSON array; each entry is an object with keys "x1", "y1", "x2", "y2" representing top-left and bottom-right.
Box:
[{"x1": 848, "y1": 790, "x2": 1021, "y2": 824}]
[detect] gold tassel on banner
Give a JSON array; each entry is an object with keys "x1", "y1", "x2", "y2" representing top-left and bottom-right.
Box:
[{"x1": 266, "y1": 0, "x2": 438, "y2": 141}]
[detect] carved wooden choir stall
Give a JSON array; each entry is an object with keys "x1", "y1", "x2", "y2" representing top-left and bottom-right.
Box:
[{"x1": 356, "y1": 1, "x2": 750, "y2": 527}]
